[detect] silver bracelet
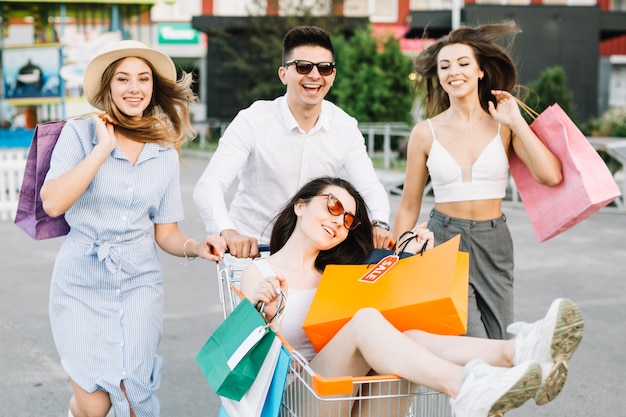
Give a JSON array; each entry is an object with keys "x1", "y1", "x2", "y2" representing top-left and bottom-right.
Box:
[{"x1": 182, "y1": 239, "x2": 197, "y2": 264}]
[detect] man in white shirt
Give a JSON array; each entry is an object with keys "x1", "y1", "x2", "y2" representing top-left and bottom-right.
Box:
[{"x1": 193, "y1": 25, "x2": 392, "y2": 259}]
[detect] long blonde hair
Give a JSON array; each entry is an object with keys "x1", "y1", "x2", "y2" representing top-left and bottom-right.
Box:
[{"x1": 94, "y1": 57, "x2": 197, "y2": 152}]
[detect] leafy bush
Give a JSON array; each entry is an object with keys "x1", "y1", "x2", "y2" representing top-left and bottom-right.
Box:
[
  {"x1": 332, "y1": 26, "x2": 415, "y2": 125},
  {"x1": 522, "y1": 66, "x2": 578, "y2": 124},
  {"x1": 582, "y1": 105, "x2": 626, "y2": 137}
]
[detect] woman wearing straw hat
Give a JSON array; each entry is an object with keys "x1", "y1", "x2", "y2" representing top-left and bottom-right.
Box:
[{"x1": 40, "y1": 40, "x2": 226, "y2": 417}]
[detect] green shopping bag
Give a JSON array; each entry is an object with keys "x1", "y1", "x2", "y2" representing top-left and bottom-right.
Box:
[{"x1": 196, "y1": 298, "x2": 276, "y2": 400}]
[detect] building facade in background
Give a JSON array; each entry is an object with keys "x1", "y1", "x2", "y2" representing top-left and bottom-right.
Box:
[
  {"x1": 1, "y1": 0, "x2": 624, "y2": 126},
  {"x1": 192, "y1": 0, "x2": 626, "y2": 122}
]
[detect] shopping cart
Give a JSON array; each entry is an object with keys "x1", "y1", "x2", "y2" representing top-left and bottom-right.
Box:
[
  {"x1": 216, "y1": 245, "x2": 272, "y2": 318},
  {"x1": 215, "y1": 248, "x2": 453, "y2": 417}
]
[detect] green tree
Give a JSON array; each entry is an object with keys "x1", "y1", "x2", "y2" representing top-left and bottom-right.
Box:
[
  {"x1": 204, "y1": 0, "x2": 415, "y2": 127},
  {"x1": 523, "y1": 66, "x2": 578, "y2": 124},
  {"x1": 333, "y1": 27, "x2": 415, "y2": 125},
  {"x1": 226, "y1": 0, "x2": 349, "y2": 106}
]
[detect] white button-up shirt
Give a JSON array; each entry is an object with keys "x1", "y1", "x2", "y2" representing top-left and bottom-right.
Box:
[{"x1": 193, "y1": 95, "x2": 390, "y2": 244}]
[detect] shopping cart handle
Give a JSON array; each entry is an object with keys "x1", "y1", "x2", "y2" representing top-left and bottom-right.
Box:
[{"x1": 223, "y1": 244, "x2": 271, "y2": 254}]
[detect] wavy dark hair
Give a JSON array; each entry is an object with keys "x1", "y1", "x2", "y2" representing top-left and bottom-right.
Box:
[
  {"x1": 94, "y1": 57, "x2": 197, "y2": 152},
  {"x1": 415, "y1": 21, "x2": 521, "y2": 118},
  {"x1": 282, "y1": 25, "x2": 335, "y2": 63},
  {"x1": 269, "y1": 177, "x2": 373, "y2": 272}
]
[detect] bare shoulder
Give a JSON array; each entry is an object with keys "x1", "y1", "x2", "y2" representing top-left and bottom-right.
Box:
[
  {"x1": 408, "y1": 120, "x2": 434, "y2": 152},
  {"x1": 240, "y1": 261, "x2": 264, "y2": 287}
]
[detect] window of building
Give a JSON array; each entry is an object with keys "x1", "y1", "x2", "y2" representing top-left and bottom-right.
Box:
[
  {"x1": 370, "y1": 0, "x2": 399, "y2": 22},
  {"x1": 410, "y1": 0, "x2": 452, "y2": 10},
  {"x1": 344, "y1": 0, "x2": 370, "y2": 15}
]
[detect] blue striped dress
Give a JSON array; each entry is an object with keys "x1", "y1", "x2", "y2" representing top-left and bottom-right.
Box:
[{"x1": 46, "y1": 118, "x2": 184, "y2": 417}]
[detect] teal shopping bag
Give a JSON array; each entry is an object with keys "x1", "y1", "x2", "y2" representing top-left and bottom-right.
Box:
[
  {"x1": 219, "y1": 342, "x2": 291, "y2": 417},
  {"x1": 196, "y1": 298, "x2": 276, "y2": 400}
]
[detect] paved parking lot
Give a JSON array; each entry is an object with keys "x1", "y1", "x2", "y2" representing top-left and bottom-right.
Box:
[{"x1": 1, "y1": 152, "x2": 624, "y2": 417}]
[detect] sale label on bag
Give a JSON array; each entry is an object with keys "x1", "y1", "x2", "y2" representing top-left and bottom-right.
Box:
[
  {"x1": 358, "y1": 255, "x2": 399, "y2": 283},
  {"x1": 303, "y1": 235, "x2": 469, "y2": 352}
]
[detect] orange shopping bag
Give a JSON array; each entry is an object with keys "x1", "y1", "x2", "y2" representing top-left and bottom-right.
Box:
[
  {"x1": 510, "y1": 103, "x2": 621, "y2": 242},
  {"x1": 302, "y1": 235, "x2": 469, "y2": 353}
]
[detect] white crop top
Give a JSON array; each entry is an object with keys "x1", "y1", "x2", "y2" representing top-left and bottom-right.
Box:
[
  {"x1": 425, "y1": 119, "x2": 509, "y2": 203},
  {"x1": 252, "y1": 259, "x2": 317, "y2": 362}
]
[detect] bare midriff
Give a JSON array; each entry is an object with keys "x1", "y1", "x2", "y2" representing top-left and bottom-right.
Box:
[{"x1": 434, "y1": 198, "x2": 503, "y2": 221}]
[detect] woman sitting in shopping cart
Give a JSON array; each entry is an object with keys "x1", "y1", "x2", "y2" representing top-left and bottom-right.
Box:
[{"x1": 239, "y1": 176, "x2": 583, "y2": 417}]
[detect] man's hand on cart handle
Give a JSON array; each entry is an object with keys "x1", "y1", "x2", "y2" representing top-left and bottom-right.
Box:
[{"x1": 220, "y1": 229, "x2": 262, "y2": 259}]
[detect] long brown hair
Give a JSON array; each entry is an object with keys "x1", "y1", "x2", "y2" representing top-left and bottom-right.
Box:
[
  {"x1": 269, "y1": 177, "x2": 373, "y2": 272},
  {"x1": 415, "y1": 21, "x2": 521, "y2": 118},
  {"x1": 94, "y1": 57, "x2": 197, "y2": 151}
]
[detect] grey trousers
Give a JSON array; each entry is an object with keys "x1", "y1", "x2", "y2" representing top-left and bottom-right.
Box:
[{"x1": 427, "y1": 209, "x2": 514, "y2": 339}]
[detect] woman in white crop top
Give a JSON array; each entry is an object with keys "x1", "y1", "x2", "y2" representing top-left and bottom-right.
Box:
[
  {"x1": 395, "y1": 22, "x2": 563, "y2": 340},
  {"x1": 239, "y1": 176, "x2": 583, "y2": 417}
]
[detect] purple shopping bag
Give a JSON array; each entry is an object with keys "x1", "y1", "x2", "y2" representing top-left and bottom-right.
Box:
[{"x1": 14, "y1": 120, "x2": 70, "y2": 239}]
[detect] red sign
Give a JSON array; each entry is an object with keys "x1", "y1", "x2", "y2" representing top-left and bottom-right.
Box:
[{"x1": 358, "y1": 255, "x2": 399, "y2": 284}]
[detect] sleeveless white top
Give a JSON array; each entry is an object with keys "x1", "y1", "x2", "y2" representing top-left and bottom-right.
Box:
[
  {"x1": 252, "y1": 259, "x2": 317, "y2": 362},
  {"x1": 425, "y1": 119, "x2": 509, "y2": 203}
]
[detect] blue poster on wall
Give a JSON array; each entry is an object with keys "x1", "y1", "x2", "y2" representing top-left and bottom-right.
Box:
[{"x1": 2, "y1": 44, "x2": 62, "y2": 104}]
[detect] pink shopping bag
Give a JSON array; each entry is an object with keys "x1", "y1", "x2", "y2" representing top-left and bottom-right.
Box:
[{"x1": 509, "y1": 103, "x2": 621, "y2": 242}]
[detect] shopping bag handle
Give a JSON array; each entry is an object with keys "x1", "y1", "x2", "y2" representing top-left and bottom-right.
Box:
[
  {"x1": 229, "y1": 283, "x2": 295, "y2": 353},
  {"x1": 513, "y1": 96, "x2": 540, "y2": 121},
  {"x1": 392, "y1": 231, "x2": 428, "y2": 256},
  {"x1": 230, "y1": 282, "x2": 287, "y2": 329}
]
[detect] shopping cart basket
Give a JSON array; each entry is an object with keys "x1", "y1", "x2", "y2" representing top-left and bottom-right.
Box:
[
  {"x1": 215, "y1": 249, "x2": 453, "y2": 417},
  {"x1": 216, "y1": 245, "x2": 271, "y2": 318}
]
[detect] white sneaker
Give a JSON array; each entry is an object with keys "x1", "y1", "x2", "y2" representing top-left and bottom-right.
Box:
[
  {"x1": 450, "y1": 359, "x2": 542, "y2": 417},
  {"x1": 508, "y1": 298, "x2": 584, "y2": 405}
]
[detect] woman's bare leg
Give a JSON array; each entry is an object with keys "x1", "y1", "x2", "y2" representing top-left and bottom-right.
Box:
[
  {"x1": 68, "y1": 379, "x2": 136, "y2": 417},
  {"x1": 404, "y1": 330, "x2": 515, "y2": 367},
  {"x1": 68, "y1": 378, "x2": 111, "y2": 417},
  {"x1": 310, "y1": 308, "x2": 464, "y2": 398}
]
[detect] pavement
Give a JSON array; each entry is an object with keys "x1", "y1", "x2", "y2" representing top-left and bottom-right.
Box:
[{"x1": 1, "y1": 151, "x2": 625, "y2": 417}]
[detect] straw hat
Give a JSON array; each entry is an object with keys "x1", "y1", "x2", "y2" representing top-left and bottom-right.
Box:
[{"x1": 83, "y1": 40, "x2": 176, "y2": 110}]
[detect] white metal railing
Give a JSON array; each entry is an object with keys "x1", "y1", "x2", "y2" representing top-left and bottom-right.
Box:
[
  {"x1": 359, "y1": 122, "x2": 412, "y2": 170},
  {"x1": 0, "y1": 148, "x2": 28, "y2": 222}
]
